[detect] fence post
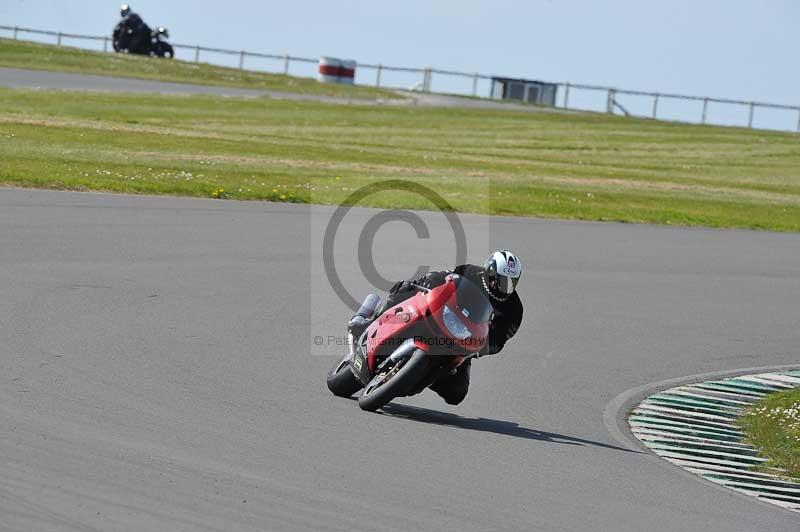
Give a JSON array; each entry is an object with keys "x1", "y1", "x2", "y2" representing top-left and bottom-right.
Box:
[
  {"x1": 56, "y1": 32, "x2": 62, "y2": 46},
  {"x1": 472, "y1": 73, "x2": 479, "y2": 96},
  {"x1": 423, "y1": 68, "x2": 432, "y2": 92},
  {"x1": 375, "y1": 64, "x2": 382, "y2": 87},
  {"x1": 797, "y1": 109, "x2": 800, "y2": 133},
  {"x1": 606, "y1": 89, "x2": 615, "y2": 114},
  {"x1": 103, "y1": 37, "x2": 109, "y2": 53},
  {"x1": 563, "y1": 83, "x2": 570, "y2": 109},
  {"x1": 283, "y1": 54, "x2": 290, "y2": 75},
  {"x1": 194, "y1": 45, "x2": 200, "y2": 62},
  {"x1": 701, "y1": 97, "x2": 709, "y2": 124},
  {"x1": 747, "y1": 102, "x2": 755, "y2": 128},
  {"x1": 652, "y1": 94, "x2": 659, "y2": 119},
  {"x1": 13, "y1": 26, "x2": 18, "y2": 40},
  {"x1": 239, "y1": 51, "x2": 245, "y2": 70}
]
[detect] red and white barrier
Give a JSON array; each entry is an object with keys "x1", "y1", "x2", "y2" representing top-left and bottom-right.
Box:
[
  {"x1": 339, "y1": 60, "x2": 355, "y2": 85},
  {"x1": 318, "y1": 56, "x2": 356, "y2": 84}
]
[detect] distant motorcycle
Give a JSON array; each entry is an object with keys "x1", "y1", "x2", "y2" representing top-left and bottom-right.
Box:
[
  {"x1": 112, "y1": 23, "x2": 174, "y2": 58},
  {"x1": 147, "y1": 27, "x2": 174, "y2": 58}
]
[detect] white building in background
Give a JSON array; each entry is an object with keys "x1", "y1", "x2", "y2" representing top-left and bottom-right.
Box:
[{"x1": 490, "y1": 77, "x2": 558, "y2": 106}]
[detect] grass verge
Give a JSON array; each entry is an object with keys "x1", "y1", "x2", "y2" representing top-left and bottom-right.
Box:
[
  {"x1": 1, "y1": 86, "x2": 800, "y2": 231},
  {"x1": 740, "y1": 387, "x2": 800, "y2": 479},
  {"x1": 0, "y1": 38, "x2": 400, "y2": 100}
]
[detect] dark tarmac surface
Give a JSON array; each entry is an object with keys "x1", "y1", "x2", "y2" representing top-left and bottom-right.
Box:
[{"x1": 1, "y1": 188, "x2": 798, "y2": 531}]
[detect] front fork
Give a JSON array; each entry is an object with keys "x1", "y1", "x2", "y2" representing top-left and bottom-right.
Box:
[
  {"x1": 348, "y1": 331, "x2": 373, "y2": 386},
  {"x1": 346, "y1": 294, "x2": 383, "y2": 386}
]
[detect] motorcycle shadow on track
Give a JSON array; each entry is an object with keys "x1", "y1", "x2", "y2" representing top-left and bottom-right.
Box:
[{"x1": 376, "y1": 403, "x2": 639, "y2": 454}]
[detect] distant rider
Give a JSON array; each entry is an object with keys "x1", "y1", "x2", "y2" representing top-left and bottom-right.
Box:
[
  {"x1": 118, "y1": 4, "x2": 151, "y2": 53},
  {"x1": 349, "y1": 250, "x2": 524, "y2": 405}
]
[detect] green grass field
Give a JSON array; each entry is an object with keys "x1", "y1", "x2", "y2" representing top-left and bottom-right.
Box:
[
  {"x1": 0, "y1": 38, "x2": 399, "y2": 100},
  {"x1": 1, "y1": 39, "x2": 800, "y2": 231},
  {"x1": 740, "y1": 387, "x2": 800, "y2": 479},
  {"x1": 2, "y1": 87, "x2": 800, "y2": 230}
]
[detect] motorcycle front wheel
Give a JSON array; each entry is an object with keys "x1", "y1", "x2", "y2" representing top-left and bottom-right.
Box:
[
  {"x1": 326, "y1": 354, "x2": 363, "y2": 398},
  {"x1": 151, "y1": 43, "x2": 174, "y2": 59},
  {"x1": 358, "y1": 350, "x2": 432, "y2": 412}
]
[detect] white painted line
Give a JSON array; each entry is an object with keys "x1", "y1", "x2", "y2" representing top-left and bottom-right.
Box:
[
  {"x1": 646, "y1": 443, "x2": 767, "y2": 463},
  {"x1": 647, "y1": 396, "x2": 742, "y2": 414},
  {"x1": 629, "y1": 416, "x2": 744, "y2": 436},
  {"x1": 756, "y1": 374, "x2": 800, "y2": 386},
  {"x1": 679, "y1": 385, "x2": 760, "y2": 402},
  {"x1": 635, "y1": 404, "x2": 738, "y2": 423},
  {"x1": 660, "y1": 452, "x2": 763, "y2": 470},
  {"x1": 666, "y1": 389, "x2": 753, "y2": 406},
  {"x1": 631, "y1": 428, "x2": 753, "y2": 448},
  {"x1": 736, "y1": 375, "x2": 794, "y2": 389},
  {"x1": 705, "y1": 477, "x2": 800, "y2": 495},
  {"x1": 694, "y1": 383, "x2": 766, "y2": 397},
  {"x1": 681, "y1": 465, "x2": 788, "y2": 481}
]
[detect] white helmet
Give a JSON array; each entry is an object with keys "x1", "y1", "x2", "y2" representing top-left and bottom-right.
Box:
[
  {"x1": 482, "y1": 250, "x2": 522, "y2": 301},
  {"x1": 121, "y1": 4, "x2": 131, "y2": 17}
]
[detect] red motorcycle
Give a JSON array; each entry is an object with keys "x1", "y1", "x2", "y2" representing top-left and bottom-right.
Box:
[{"x1": 326, "y1": 273, "x2": 492, "y2": 411}]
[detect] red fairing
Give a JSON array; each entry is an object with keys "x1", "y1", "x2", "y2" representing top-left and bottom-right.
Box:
[
  {"x1": 427, "y1": 282, "x2": 488, "y2": 354},
  {"x1": 365, "y1": 290, "x2": 430, "y2": 372},
  {"x1": 364, "y1": 276, "x2": 488, "y2": 372}
]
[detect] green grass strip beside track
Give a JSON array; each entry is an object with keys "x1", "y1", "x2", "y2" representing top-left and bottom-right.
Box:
[
  {"x1": 0, "y1": 38, "x2": 400, "y2": 100},
  {"x1": 1, "y1": 78, "x2": 800, "y2": 230},
  {"x1": 740, "y1": 387, "x2": 800, "y2": 479}
]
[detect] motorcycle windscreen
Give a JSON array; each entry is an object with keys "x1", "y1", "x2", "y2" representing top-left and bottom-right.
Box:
[{"x1": 453, "y1": 276, "x2": 493, "y2": 323}]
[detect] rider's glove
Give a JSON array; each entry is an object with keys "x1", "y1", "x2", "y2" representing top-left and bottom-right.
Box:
[{"x1": 348, "y1": 315, "x2": 372, "y2": 338}]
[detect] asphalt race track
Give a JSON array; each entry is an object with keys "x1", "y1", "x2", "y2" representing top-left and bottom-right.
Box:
[
  {"x1": 0, "y1": 67, "x2": 266, "y2": 98},
  {"x1": 0, "y1": 67, "x2": 549, "y2": 111},
  {"x1": 1, "y1": 188, "x2": 798, "y2": 531}
]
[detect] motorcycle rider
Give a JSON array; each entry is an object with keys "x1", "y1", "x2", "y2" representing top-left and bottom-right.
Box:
[
  {"x1": 118, "y1": 4, "x2": 150, "y2": 53},
  {"x1": 349, "y1": 250, "x2": 524, "y2": 405}
]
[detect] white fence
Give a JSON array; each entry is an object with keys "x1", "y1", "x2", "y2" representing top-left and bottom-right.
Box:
[{"x1": 2, "y1": 24, "x2": 799, "y2": 133}]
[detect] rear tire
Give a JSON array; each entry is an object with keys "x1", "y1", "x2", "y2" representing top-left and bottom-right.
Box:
[
  {"x1": 326, "y1": 355, "x2": 363, "y2": 397},
  {"x1": 358, "y1": 350, "x2": 431, "y2": 412}
]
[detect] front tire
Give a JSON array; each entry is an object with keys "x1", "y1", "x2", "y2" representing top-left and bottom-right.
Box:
[
  {"x1": 156, "y1": 43, "x2": 174, "y2": 59},
  {"x1": 358, "y1": 350, "x2": 432, "y2": 412},
  {"x1": 326, "y1": 355, "x2": 362, "y2": 397}
]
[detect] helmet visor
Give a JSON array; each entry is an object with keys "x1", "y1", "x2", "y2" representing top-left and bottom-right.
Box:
[{"x1": 486, "y1": 269, "x2": 517, "y2": 295}]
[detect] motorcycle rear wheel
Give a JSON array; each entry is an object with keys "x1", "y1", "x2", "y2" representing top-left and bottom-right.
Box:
[
  {"x1": 358, "y1": 350, "x2": 431, "y2": 412},
  {"x1": 326, "y1": 354, "x2": 363, "y2": 398}
]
